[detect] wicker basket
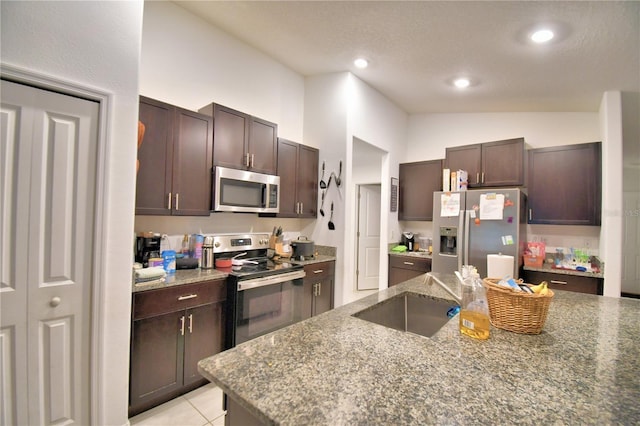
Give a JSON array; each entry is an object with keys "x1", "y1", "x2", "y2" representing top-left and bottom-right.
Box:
[{"x1": 482, "y1": 278, "x2": 554, "y2": 334}]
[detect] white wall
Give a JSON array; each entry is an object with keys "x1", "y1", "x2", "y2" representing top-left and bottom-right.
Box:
[
  {"x1": 599, "y1": 91, "x2": 624, "y2": 297},
  {"x1": 303, "y1": 73, "x2": 408, "y2": 305},
  {"x1": 141, "y1": 1, "x2": 305, "y2": 142},
  {"x1": 1, "y1": 1, "x2": 143, "y2": 425}
]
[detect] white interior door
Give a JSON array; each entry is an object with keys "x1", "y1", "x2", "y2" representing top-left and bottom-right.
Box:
[
  {"x1": 1, "y1": 79, "x2": 98, "y2": 425},
  {"x1": 356, "y1": 185, "x2": 381, "y2": 290}
]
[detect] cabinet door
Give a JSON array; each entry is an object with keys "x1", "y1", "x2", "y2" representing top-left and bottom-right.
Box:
[
  {"x1": 136, "y1": 96, "x2": 174, "y2": 215},
  {"x1": 445, "y1": 144, "x2": 482, "y2": 187},
  {"x1": 528, "y1": 142, "x2": 601, "y2": 225},
  {"x1": 481, "y1": 138, "x2": 524, "y2": 187},
  {"x1": 399, "y1": 160, "x2": 442, "y2": 221},
  {"x1": 129, "y1": 311, "x2": 184, "y2": 414},
  {"x1": 297, "y1": 144, "x2": 319, "y2": 218},
  {"x1": 275, "y1": 139, "x2": 299, "y2": 217},
  {"x1": 389, "y1": 267, "x2": 425, "y2": 287},
  {"x1": 303, "y1": 261, "x2": 335, "y2": 317},
  {"x1": 173, "y1": 108, "x2": 213, "y2": 216},
  {"x1": 213, "y1": 104, "x2": 249, "y2": 170},
  {"x1": 249, "y1": 117, "x2": 278, "y2": 175},
  {"x1": 183, "y1": 302, "x2": 225, "y2": 387}
]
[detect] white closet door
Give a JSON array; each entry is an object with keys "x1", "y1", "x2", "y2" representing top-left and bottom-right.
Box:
[{"x1": 1, "y1": 79, "x2": 98, "y2": 425}]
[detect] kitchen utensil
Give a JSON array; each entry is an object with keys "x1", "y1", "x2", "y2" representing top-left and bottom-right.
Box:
[
  {"x1": 215, "y1": 258, "x2": 232, "y2": 268},
  {"x1": 335, "y1": 160, "x2": 342, "y2": 187},
  {"x1": 328, "y1": 202, "x2": 335, "y2": 230},
  {"x1": 291, "y1": 236, "x2": 315, "y2": 258},
  {"x1": 319, "y1": 161, "x2": 327, "y2": 188},
  {"x1": 320, "y1": 189, "x2": 326, "y2": 216}
]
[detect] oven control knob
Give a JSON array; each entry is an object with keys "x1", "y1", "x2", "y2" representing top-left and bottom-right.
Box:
[{"x1": 214, "y1": 241, "x2": 220, "y2": 248}]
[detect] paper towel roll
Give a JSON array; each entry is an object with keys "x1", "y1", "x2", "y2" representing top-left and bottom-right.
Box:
[{"x1": 487, "y1": 254, "x2": 514, "y2": 278}]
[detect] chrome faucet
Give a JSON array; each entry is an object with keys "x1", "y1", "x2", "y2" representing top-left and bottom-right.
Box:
[{"x1": 424, "y1": 273, "x2": 462, "y2": 303}]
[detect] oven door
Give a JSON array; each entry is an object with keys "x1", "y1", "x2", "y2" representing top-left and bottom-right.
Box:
[{"x1": 233, "y1": 270, "x2": 305, "y2": 346}]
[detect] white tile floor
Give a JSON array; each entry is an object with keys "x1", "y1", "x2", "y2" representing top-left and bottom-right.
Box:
[{"x1": 129, "y1": 383, "x2": 225, "y2": 426}]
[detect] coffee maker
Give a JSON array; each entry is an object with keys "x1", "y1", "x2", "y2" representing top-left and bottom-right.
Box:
[
  {"x1": 401, "y1": 232, "x2": 415, "y2": 251},
  {"x1": 135, "y1": 235, "x2": 161, "y2": 267}
]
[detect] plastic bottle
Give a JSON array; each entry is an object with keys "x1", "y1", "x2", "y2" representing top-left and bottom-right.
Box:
[{"x1": 459, "y1": 266, "x2": 490, "y2": 340}]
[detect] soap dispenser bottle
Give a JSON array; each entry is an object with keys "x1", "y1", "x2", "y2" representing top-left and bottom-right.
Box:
[{"x1": 459, "y1": 266, "x2": 490, "y2": 340}]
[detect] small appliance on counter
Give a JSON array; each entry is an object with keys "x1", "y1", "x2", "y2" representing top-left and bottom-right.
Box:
[
  {"x1": 401, "y1": 232, "x2": 416, "y2": 251},
  {"x1": 135, "y1": 234, "x2": 161, "y2": 268},
  {"x1": 291, "y1": 236, "x2": 315, "y2": 260}
]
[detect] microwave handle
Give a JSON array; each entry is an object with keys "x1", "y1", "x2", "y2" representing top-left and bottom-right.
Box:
[{"x1": 262, "y1": 184, "x2": 267, "y2": 207}]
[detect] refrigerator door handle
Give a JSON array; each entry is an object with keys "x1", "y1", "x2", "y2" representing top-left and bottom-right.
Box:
[
  {"x1": 463, "y1": 209, "x2": 471, "y2": 271},
  {"x1": 458, "y1": 210, "x2": 465, "y2": 272}
]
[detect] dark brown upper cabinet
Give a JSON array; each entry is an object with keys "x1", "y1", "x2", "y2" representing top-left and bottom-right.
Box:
[
  {"x1": 445, "y1": 137, "x2": 525, "y2": 187},
  {"x1": 273, "y1": 138, "x2": 318, "y2": 218},
  {"x1": 199, "y1": 103, "x2": 277, "y2": 175},
  {"x1": 527, "y1": 142, "x2": 601, "y2": 225},
  {"x1": 399, "y1": 159, "x2": 443, "y2": 221},
  {"x1": 136, "y1": 96, "x2": 213, "y2": 216}
]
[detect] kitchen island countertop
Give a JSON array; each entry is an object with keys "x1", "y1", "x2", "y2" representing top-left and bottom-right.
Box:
[{"x1": 198, "y1": 273, "x2": 640, "y2": 425}]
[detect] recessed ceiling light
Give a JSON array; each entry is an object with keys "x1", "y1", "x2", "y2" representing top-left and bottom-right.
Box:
[
  {"x1": 354, "y1": 58, "x2": 368, "y2": 69},
  {"x1": 531, "y1": 29, "x2": 554, "y2": 43},
  {"x1": 453, "y1": 78, "x2": 470, "y2": 89}
]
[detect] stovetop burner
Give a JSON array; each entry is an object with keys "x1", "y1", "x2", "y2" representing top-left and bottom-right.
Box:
[{"x1": 211, "y1": 233, "x2": 303, "y2": 280}]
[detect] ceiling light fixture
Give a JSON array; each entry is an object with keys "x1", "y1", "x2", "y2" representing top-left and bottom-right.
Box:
[
  {"x1": 454, "y1": 78, "x2": 470, "y2": 89},
  {"x1": 531, "y1": 29, "x2": 554, "y2": 43},
  {"x1": 354, "y1": 58, "x2": 368, "y2": 69}
]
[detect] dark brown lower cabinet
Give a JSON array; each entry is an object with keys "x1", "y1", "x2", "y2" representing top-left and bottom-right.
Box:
[
  {"x1": 388, "y1": 255, "x2": 431, "y2": 287},
  {"x1": 302, "y1": 261, "x2": 335, "y2": 320},
  {"x1": 522, "y1": 269, "x2": 603, "y2": 295},
  {"x1": 129, "y1": 279, "x2": 226, "y2": 417}
]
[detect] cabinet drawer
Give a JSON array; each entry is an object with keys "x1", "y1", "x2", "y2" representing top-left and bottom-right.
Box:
[
  {"x1": 389, "y1": 255, "x2": 431, "y2": 272},
  {"x1": 523, "y1": 270, "x2": 600, "y2": 295},
  {"x1": 133, "y1": 279, "x2": 226, "y2": 320},
  {"x1": 303, "y1": 261, "x2": 335, "y2": 280}
]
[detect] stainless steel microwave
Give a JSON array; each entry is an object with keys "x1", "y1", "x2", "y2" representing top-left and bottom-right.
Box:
[{"x1": 212, "y1": 166, "x2": 280, "y2": 213}]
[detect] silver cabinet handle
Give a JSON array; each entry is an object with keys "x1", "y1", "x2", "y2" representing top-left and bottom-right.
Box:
[
  {"x1": 245, "y1": 152, "x2": 250, "y2": 167},
  {"x1": 168, "y1": 192, "x2": 172, "y2": 210},
  {"x1": 481, "y1": 172, "x2": 485, "y2": 183},
  {"x1": 403, "y1": 261, "x2": 414, "y2": 266},
  {"x1": 313, "y1": 269, "x2": 324, "y2": 274},
  {"x1": 178, "y1": 294, "x2": 197, "y2": 301},
  {"x1": 180, "y1": 316, "x2": 185, "y2": 336},
  {"x1": 175, "y1": 193, "x2": 179, "y2": 210},
  {"x1": 251, "y1": 154, "x2": 255, "y2": 168},
  {"x1": 476, "y1": 172, "x2": 480, "y2": 184},
  {"x1": 50, "y1": 296, "x2": 61, "y2": 307},
  {"x1": 550, "y1": 280, "x2": 568, "y2": 285},
  {"x1": 188, "y1": 314, "x2": 193, "y2": 333},
  {"x1": 529, "y1": 209, "x2": 532, "y2": 221}
]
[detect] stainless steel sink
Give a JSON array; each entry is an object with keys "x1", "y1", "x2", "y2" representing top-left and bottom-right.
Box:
[{"x1": 353, "y1": 292, "x2": 457, "y2": 338}]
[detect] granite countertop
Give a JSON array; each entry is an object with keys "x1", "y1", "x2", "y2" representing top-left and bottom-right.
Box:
[
  {"x1": 132, "y1": 268, "x2": 229, "y2": 293},
  {"x1": 131, "y1": 255, "x2": 336, "y2": 293},
  {"x1": 388, "y1": 250, "x2": 432, "y2": 259},
  {"x1": 523, "y1": 262, "x2": 604, "y2": 279},
  {"x1": 198, "y1": 273, "x2": 640, "y2": 425}
]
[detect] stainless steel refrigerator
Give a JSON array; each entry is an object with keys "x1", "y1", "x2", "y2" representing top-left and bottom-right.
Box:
[{"x1": 432, "y1": 188, "x2": 527, "y2": 278}]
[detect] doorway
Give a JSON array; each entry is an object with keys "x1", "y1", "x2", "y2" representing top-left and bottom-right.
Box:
[{"x1": 356, "y1": 184, "x2": 381, "y2": 290}]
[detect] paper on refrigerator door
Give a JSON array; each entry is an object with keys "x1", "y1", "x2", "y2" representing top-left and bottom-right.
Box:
[
  {"x1": 479, "y1": 193, "x2": 504, "y2": 220},
  {"x1": 440, "y1": 192, "x2": 461, "y2": 217}
]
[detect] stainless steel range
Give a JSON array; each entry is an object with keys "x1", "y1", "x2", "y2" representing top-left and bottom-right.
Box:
[{"x1": 212, "y1": 233, "x2": 306, "y2": 348}]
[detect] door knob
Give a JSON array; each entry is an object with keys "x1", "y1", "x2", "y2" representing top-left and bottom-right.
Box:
[{"x1": 50, "y1": 297, "x2": 61, "y2": 307}]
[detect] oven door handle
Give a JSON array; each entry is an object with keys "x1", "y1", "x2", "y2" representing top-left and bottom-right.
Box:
[{"x1": 237, "y1": 270, "x2": 306, "y2": 291}]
